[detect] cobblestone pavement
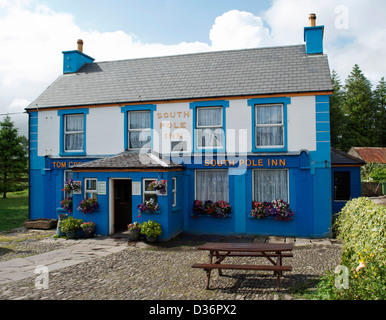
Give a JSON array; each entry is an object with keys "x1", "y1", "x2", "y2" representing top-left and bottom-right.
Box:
[{"x1": 0, "y1": 229, "x2": 342, "y2": 300}]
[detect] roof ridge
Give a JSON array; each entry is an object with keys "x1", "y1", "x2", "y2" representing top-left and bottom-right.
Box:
[{"x1": 92, "y1": 44, "x2": 306, "y2": 65}]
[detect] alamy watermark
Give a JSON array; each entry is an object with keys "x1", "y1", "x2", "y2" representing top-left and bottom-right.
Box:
[
  {"x1": 334, "y1": 5, "x2": 349, "y2": 30},
  {"x1": 34, "y1": 265, "x2": 49, "y2": 289},
  {"x1": 334, "y1": 265, "x2": 349, "y2": 290}
]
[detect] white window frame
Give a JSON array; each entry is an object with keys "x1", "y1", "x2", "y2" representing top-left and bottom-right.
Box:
[
  {"x1": 252, "y1": 169, "x2": 289, "y2": 203},
  {"x1": 172, "y1": 177, "x2": 177, "y2": 207},
  {"x1": 143, "y1": 178, "x2": 158, "y2": 203},
  {"x1": 128, "y1": 110, "x2": 151, "y2": 150},
  {"x1": 84, "y1": 178, "x2": 98, "y2": 200},
  {"x1": 196, "y1": 107, "x2": 224, "y2": 149},
  {"x1": 255, "y1": 104, "x2": 284, "y2": 148},
  {"x1": 64, "y1": 114, "x2": 84, "y2": 152},
  {"x1": 63, "y1": 170, "x2": 73, "y2": 199}
]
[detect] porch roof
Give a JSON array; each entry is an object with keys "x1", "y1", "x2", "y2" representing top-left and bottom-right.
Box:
[
  {"x1": 331, "y1": 148, "x2": 366, "y2": 167},
  {"x1": 72, "y1": 152, "x2": 184, "y2": 172}
]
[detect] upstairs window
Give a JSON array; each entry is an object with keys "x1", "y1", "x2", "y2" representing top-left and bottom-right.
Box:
[
  {"x1": 248, "y1": 97, "x2": 289, "y2": 152},
  {"x1": 64, "y1": 114, "x2": 84, "y2": 152},
  {"x1": 255, "y1": 104, "x2": 284, "y2": 148},
  {"x1": 196, "y1": 107, "x2": 224, "y2": 149},
  {"x1": 128, "y1": 111, "x2": 151, "y2": 149},
  {"x1": 58, "y1": 108, "x2": 88, "y2": 155}
]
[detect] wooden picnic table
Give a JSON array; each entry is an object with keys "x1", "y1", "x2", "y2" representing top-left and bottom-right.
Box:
[{"x1": 192, "y1": 242, "x2": 293, "y2": 290}]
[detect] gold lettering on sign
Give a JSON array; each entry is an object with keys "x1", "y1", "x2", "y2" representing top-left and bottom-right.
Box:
[{"x1": 204, "y1": 159, "x2": 286, "y2": 167}]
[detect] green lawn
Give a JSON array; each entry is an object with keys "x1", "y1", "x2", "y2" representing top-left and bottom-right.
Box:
[{"x1": 0, "y1": 189, "x2": 29, "y2": 232}]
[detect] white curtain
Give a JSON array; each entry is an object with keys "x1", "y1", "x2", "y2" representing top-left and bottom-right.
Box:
[
  {"x1": 253, "y1": 170, "x2": 288, "y2": 202},
  {"x1": 256, "y1": 105, "x2": 283, "y2": 146},
  {"x1": 129, "y1": 111, "x2": 151, "y2": 148},
  {"x1": 197, "y1": 108, "x2": 222, "y2": 127},
  {"x1": 129, "y1": 111, "x2": 151, "y2": 129},
  {"x1": 196, "y1": 170, "x2": 229, "y2": 202},
  {"x1": 197, "y1": 108, "x2": 223, "y2": 147},
  {"x1": 65, "y1": 115, "x2": 84, "y2": 151}
]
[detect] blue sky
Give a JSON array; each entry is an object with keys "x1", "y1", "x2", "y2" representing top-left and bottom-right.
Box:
[
  {"x1": 1, "y1": 0, "x2": 385, "y2": 135},
  {"x1": 41, "y1": 0, "x2": 272, "y2": 44}
]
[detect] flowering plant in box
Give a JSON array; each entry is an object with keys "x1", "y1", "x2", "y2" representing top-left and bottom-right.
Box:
[
  {"x1": 250, "y1": 201, "x2": 274, "y2": 219},
  {"x1": 192, "y1": 200, "x2": 211, "y2": 216},
  {"x1": 77, "y1": 198, "x2": 99, "y2": 214},
  {"x1": 271, "y1": 199, "x2": 294, "y2": 221},
  {"x1": 62, "y1": 179, "x2": 81, "y2": 192},
  {"x1": 192, "y1": 200, "x2": 231, "y2": 218},
  {"x1": 149, "y1": 179, "x2": 167, "y2": 194},
  {"x1": 137, "y1": 198, "x2": 160, "y2": 217},
  {"x1": 128, "y1": 222, "x2": 141, "y2": 232},
  {"x1": 60, "y1": 197, "x2": 73, "y2": 213},
  {"x1": 211, "y1": 201, "x2": 232, "y2": 218},
  {"x1": 250, "y1": 199, "x2": 294, "y2": 221},
  {"x1": 80, "y1": 221, "x2": 95, "y2": 229}
]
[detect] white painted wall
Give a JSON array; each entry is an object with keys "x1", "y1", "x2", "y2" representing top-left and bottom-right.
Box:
[
  {"x1": 86, "y1": 107, "x2": 124, "y2": 155},
  {"x1": 287, "y1": 96, "x2": 316, "y2": 152},
  {"x1": 38, "y1": 110, "x2": 60, "y2": 156},
  {"x1": 36, "y1": 96, "x2": 318, "y2": 157}
]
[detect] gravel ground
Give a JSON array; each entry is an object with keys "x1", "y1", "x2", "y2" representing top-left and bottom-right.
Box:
[{"x1": 0, "y1": 228, "x2": 342, "y2": 300}]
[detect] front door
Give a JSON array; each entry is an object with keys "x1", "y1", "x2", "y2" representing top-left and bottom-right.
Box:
[{"x1": 114, "y1": 179, "x2": 132, "y2": 232}]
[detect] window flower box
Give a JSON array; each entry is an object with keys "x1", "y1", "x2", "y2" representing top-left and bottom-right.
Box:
[
  {"x1": 249, "y1": 199, "x2": 294, "y2": 221},
  {"x1": 77, "y1": 198, "x2": 99, "y2": 214},
  {"x1": 149, "y1": 179, "x2": 167, "y2": 195},
  {"x1": 62, "y1": 179, "x2": 81, "y2": 194},
  {"x1": 192, "y1": 200, "x2": 232, "y2": 218},
  {"x1": 137, "y1": 198, "x2": 161, "y2": 217}
]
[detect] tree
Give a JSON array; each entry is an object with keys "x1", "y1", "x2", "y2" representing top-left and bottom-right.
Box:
[
  {"x1": 329, "y1": 70, "x2": 345, "y2": 149},
  {"x1": 0, "y1": 115, "x2": 28, "y2": 198},
  {"x1": 374, "y1": 77, "x2": 386, "y2": 146},
  {"x1": 340, "y1": 64, "x2": 376, "y2": 151}
]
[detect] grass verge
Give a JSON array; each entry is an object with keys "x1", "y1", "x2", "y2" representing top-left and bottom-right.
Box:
[{"x1": 0, "y1": 189, "x2": 28, "y2": 232}]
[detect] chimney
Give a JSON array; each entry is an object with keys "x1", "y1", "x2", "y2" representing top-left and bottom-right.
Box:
[
  {"x1": 309, "y1": 13, "x2": 316, "y2": 26},
  {"x1": 77, "y1": 39, "x2": 83, "y2": 52},
  {"x1": 62, "y1": 39, "x2": 95, "y2": 74},
  {"x1": 304, "y1": 13, "x2": 324, "y2": 55}
]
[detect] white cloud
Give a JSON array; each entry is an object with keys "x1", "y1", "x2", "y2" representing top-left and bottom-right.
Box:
[
  {"x1": 264, "y1": 0, "x2": 386, "y2": 84},
  {"x1": 209, "y1": 10, "x2": 271, "y2": 50}
]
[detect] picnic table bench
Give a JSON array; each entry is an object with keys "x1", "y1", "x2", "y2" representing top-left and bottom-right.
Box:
[{"x1": 192, "y1": 242, "x2": 293, "y2": 290}]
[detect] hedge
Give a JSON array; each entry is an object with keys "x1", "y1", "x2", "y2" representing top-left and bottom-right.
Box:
[{"x1": 314, "y1": 197, "x2": 386, "y2": 300}]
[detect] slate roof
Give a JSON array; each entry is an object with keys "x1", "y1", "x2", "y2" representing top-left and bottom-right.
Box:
[
  {"x1": 27, "y1": 44, "x2": 332, "y2": 109},
  {"x1": 331, "y1": 148, "x2": 366, "y2": 166},
  {"x1": 72, "y1": 152, "x2": 184, "y2": 171}
]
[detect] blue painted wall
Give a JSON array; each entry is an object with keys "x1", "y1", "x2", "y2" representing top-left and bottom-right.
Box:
[{"x1": 331, "y1": 166, "x2": 362, "y2": 214}]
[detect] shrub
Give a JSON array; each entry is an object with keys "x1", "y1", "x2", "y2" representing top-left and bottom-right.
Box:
[
  {"x1": 59, "y1": 216, "x2": 83, "y2": 232},
  {"x1": 140, "y1": 220, "x2": 162, "y2": 238},
  {"x1": 313, "y1": 197, "x2": 386, "y2": 300}
]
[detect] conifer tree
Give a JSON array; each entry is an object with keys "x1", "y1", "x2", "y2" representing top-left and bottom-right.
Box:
[
  {"x1": 374, "y1": 77, "x2": 386, "y2": 146},
  {"x1": 0, "y1": 115, "x2": 27, "y2": 198},
  {"x1": 340, "y1": 64, "x2": 375, "y2": 151},
  {"x1": 329, "y1": 70, "x2": 345, "y2": 149}
]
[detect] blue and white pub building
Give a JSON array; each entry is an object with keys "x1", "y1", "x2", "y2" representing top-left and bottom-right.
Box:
[{"x1": 26, "y1": 16, "x2": 334, "y2": 240}]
